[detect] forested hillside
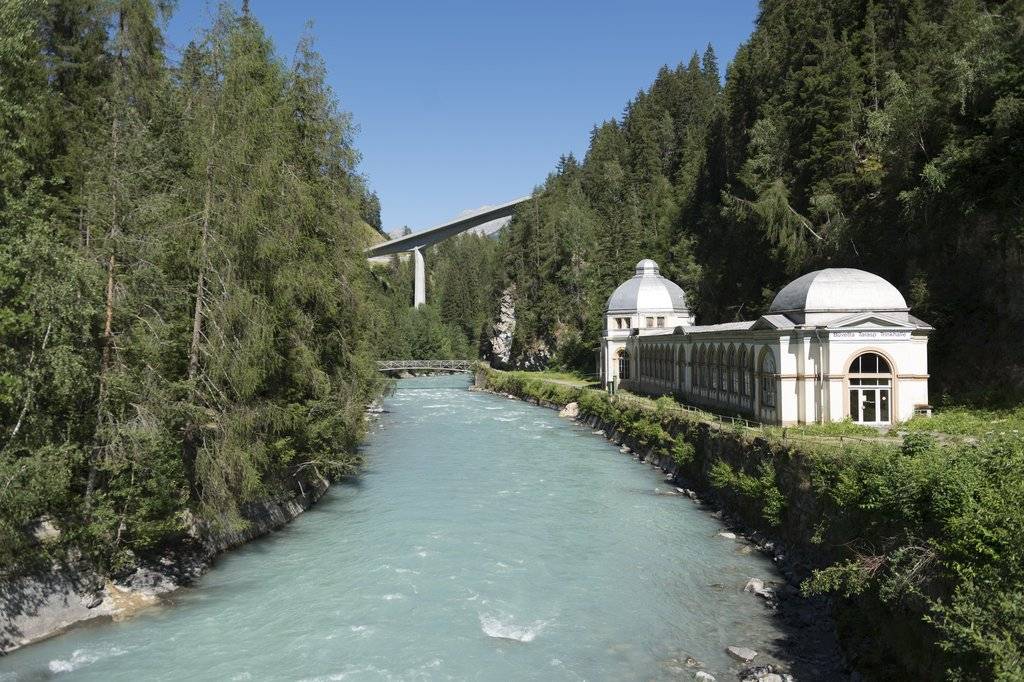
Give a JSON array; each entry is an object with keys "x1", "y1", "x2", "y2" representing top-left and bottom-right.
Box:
[
  {"x1": 366, "y1": 232, "x2": 499, "y2": 362},
  {"x1": 0, "y1": 0, "x2": 387, "y2": 574},
  {"x1": 495, "y1": 0, "x2": 1023, "y2": 402}
]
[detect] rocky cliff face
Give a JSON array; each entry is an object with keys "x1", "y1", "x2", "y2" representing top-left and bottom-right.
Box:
[
  {"x1": 487, "y1": 285, "x2": 555, "y2": 370},
  {"x1": 487, "y1": 285, "x2": 516, "y2": 368}
]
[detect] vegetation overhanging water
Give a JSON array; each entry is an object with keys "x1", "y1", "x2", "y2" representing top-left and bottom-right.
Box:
[{"x1": 1, "y1": 376, "x2": 798, "y2": 681}]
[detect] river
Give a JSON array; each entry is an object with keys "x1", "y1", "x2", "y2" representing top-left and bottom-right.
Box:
[{"x1": 1, "y1": 375, "x2": 797, "y2": 681}]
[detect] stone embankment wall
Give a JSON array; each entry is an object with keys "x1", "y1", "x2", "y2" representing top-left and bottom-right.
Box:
[
  {"x1": 0, "y1": 475, "x2": 331, "y2": 654},
  {"x1": 478, "y1": 369, "x2": 944, "y2": 680}
]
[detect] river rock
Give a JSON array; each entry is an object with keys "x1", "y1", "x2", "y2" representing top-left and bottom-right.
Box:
[
  {"x1": 718, "y1": 531, "x2": 737, "y2": 540},
  {"x1": 739, "y1": 664, "x2": 791, "y2": 681},
  {"x1": 743, "y1": 577, "x2": 774, "y2": 600},
  {"x1": 559, "y1": 402, "x2": 579, "y2": 418},
  {"x1": 695, "y1": 672, "x2": 716, "y2": 681},
  {"x1": 726, "y1": 645, "x2": 758, "y2": 662},
  {"x1": 80, "y1": 592, "x2": 103, "y2": 609}
]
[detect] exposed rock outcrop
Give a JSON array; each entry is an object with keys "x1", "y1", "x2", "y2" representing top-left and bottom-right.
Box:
[
  {"x1": 487, "y1": 285, "x2": 516, "y2": 368},
  {"x1": 558, "y1": 402, "x2": 579, "y2": 418}
]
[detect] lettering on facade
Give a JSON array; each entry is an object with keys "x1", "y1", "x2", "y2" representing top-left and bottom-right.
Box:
[{"x1": 831, "y1": 331, "x2": 911, "y2": 339}]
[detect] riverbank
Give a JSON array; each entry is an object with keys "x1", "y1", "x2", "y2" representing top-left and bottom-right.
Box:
[
  {"x1": 1, "y1": 375, "x2": 822, "y2": 680},
  {"x1": 478, "y1": 368, "x2": 1024, "y2": 680},
  {"x1": 1, "y1": 468, "x2": 335, "y2": 654}
]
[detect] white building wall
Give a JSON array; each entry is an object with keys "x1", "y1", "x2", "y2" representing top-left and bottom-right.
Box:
[{"x1": 614, "y1": 328, "x2": 929, "y2": 426}]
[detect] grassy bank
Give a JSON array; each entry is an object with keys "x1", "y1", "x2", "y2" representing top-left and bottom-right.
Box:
[{"x1": 481, "y1": 368, "x2": 1024, "y2": 681}]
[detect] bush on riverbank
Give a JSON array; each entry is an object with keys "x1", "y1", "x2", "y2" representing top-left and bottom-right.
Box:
[{"x1": 481, "y1": 368, "x2": 1024, "y2": 680}]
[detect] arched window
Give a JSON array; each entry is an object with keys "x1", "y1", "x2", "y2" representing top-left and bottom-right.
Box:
[
  {"x1": 716, "y1": 345, "x2": 725, "y2": 391},
  {"x1": 618, "y1": 350, "x2": 630, "y2": 380},
  {"x1": 848, "y1": 352, "x2": 892, "y2": 424},
  {"x1": 737, "y1": 346, "x2": 747, "y2": 396},
  {"x1": 728, "y1": 345, "x2": 737, "y2": 394},
  {"x1": 850, "y1": 352, "x2": 890, "y2": 375},
  {"x1": 747, "y1": 350, "x2": 756, "y2": 402},
  {"x1": 760, "y1": 352, "x2": 777, "y2": 409}
]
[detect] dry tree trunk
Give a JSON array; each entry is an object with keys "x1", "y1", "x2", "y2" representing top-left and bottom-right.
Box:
[
  {"x1": 86, "y1": 13, "x2": 126, "y2": 510},
  {"x1": 183, "y1": 116, "x2": 217, "y2": 499}
]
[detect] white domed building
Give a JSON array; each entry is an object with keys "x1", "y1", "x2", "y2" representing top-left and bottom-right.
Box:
[
  {"x1": 601, "y1": 262, "x2": 932, "y2": 426},
  {"x1": 598, "y1": 259, "x2": 694, "y2": 390}
]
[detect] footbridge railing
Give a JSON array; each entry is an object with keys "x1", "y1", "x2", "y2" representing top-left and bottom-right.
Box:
[{"x1": 375, "y1": 360, "x2": 474, "y2": 373}]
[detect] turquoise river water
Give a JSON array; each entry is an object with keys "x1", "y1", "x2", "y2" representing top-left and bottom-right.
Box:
[{"x1": 1, "y1": 375, "x2": 797, "y2": 681}]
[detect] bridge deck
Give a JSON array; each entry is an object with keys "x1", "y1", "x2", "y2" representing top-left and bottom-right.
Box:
[{"x1": 365, "y1": 197, "x2": 530, "y2": 257}]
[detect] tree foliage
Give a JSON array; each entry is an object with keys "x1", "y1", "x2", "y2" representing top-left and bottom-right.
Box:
[
  {"x1": 0, "y1": 1, "x2": 385, "y2": 574},
  {"x1": 496, "y1": 0, "x2": 1024, "y2": 402}
]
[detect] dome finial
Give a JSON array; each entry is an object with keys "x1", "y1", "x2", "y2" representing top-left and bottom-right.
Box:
[{"x1": 635, "y1": 259, "x2": 659, "y2": 276}]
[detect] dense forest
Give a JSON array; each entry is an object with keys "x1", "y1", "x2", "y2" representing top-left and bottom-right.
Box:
[
  {"x1": 494, "y1": 0, "x2": 1023, "y2": 403},
  {"x1": 0, "y1": 0, "x2": 394, "y2": 574}
]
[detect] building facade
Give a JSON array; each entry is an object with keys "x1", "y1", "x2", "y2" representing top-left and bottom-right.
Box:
[{"x1": 598, "y1": 261, "x2": 932, "y2": 426}]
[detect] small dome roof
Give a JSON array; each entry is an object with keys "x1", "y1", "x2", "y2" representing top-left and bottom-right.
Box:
[
  {"x1": 769, "y1": 268, "x2": 908, "y2": 316},
  {"x1": 607, "y1": 259, "x2": 689, "y2": 313}
]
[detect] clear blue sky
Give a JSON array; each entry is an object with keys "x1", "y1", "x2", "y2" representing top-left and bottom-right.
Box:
[{"x1": 166, "y1": 1, "x2": 759, "y2": 232}]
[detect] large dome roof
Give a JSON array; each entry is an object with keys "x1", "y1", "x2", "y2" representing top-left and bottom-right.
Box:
[
  {"x1": 769, "y1": 268, "x2": 908, "y2": 319},
  {"x1": 606, "y1": 259, "x2": 689, "y2": 313}
]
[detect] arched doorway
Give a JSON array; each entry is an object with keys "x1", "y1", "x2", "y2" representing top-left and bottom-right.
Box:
[
  {"x1": 617, "y1": 349, "x2": 630, "y2": 381},
  {"x1": 758, "y1": 349, "x2": 777, "y2": 421},
  {"x1": 848, "y1": 352, "x2": 892, "y2": 425}
]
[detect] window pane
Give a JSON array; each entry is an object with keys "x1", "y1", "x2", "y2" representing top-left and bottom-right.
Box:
[
  {"x1": 877, "y1": 356, "x2": 890, "y2": 373},
  {"x1": 880, "y1": 390, "x2": 890, "y2": 422},
  {"x1": 850, "y1": 389, "x2": 860, "y2": 421},
  {"x1": 863, "y1": 391, "x2": 877, "y2": 422}
]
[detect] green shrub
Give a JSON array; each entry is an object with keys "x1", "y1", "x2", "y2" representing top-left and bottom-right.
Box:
[
  {"x1": 671, "y1": 439, "x2": 696, "y2": 467},
  {"x1": 708, "y1": 459, "x2": 786, "y2": 527},
  {"x1": 803, "y1": 435, "x2": 1024, "y2": 679}
]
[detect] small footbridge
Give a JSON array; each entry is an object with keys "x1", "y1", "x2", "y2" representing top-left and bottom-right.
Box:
[{"x1": 375, "y1": 360, "x2": 474, "y2": 373}]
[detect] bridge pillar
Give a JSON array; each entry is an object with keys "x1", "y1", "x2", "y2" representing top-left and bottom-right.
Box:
[{"x1": 413, "y1": 246, "x2": 426, "y2": 308}]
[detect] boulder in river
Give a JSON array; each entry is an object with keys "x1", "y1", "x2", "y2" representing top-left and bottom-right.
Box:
[
  {"x1": 718, "y1": 531, "x2": 737, "y2": 540},
  {"x1": 743, "y1": 577, "x2": 775, "y2": 600},
  {"x1": 559, "y1": 402, "x2": 579, "y2": 418},
  {"x1": 694, "y1": 671, "x2": 716, "y2": 681},
  {"x1": 726, "y1": 645, "x2": 758, "y2": 662}
]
